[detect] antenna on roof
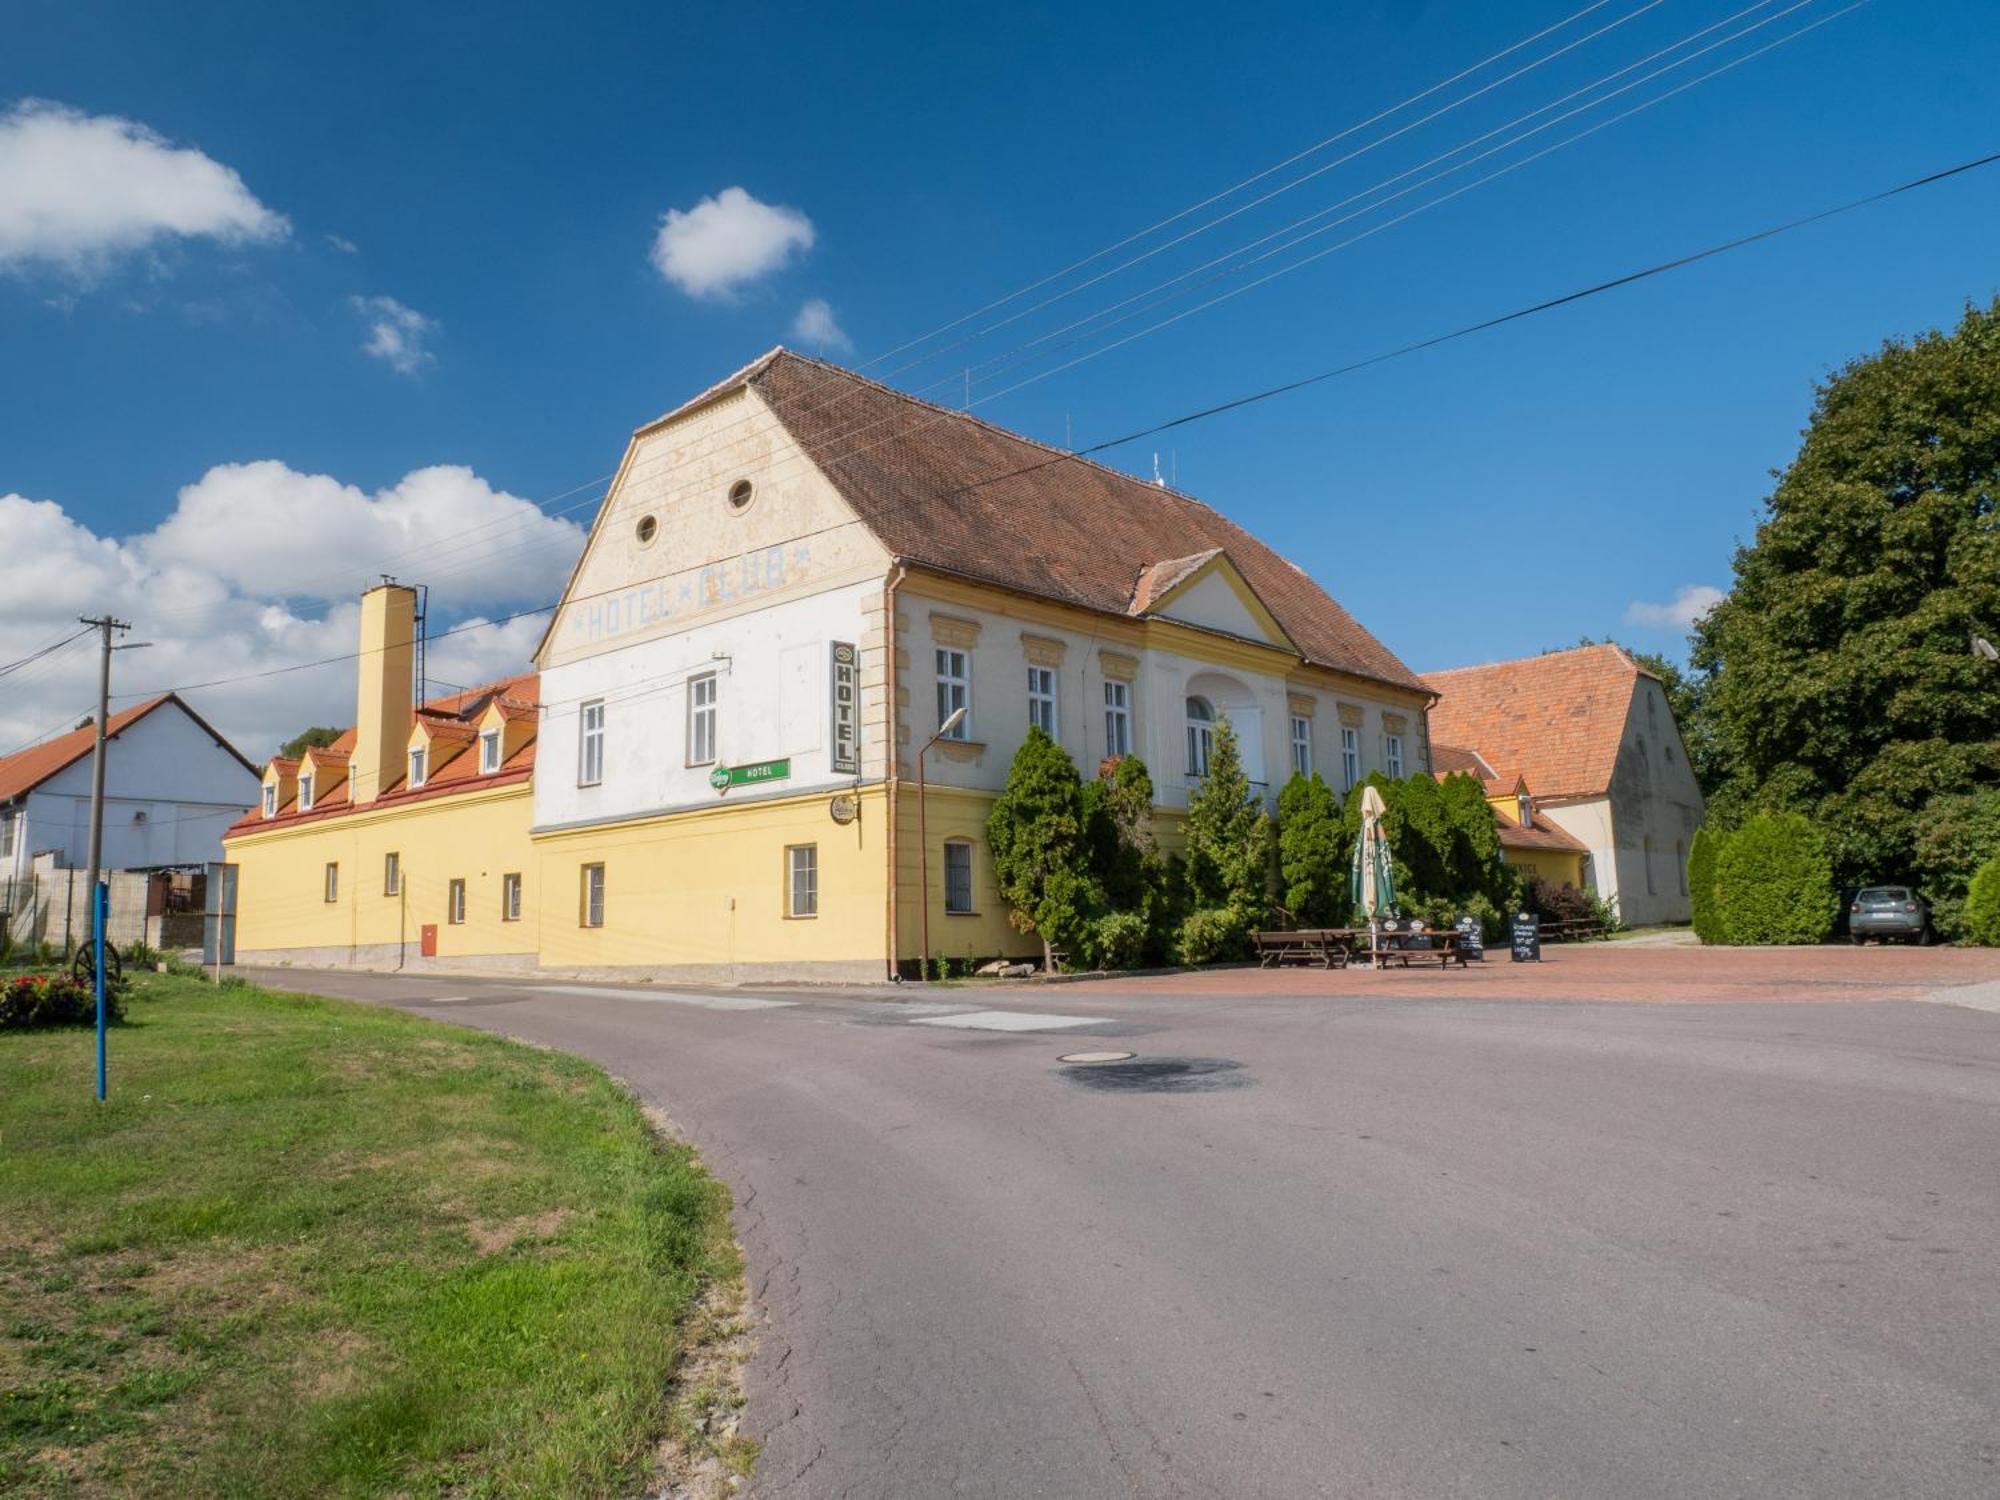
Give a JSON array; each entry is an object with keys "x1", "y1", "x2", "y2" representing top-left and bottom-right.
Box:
[{"x1": 413, "y1": 583, "x2": 429, "y2": 709}]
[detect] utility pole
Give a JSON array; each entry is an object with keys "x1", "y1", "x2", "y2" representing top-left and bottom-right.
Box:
[
  {"x1": 79, "y1": 614, "x2": 130, "y2": 1103},
  {"x1": 79, "y1": 616, "x2": 129, "y2": 916}
]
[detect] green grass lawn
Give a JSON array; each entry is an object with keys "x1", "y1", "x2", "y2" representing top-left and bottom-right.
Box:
[{"x1": 0, "y1": 972, "x2": 740, "y2": 1498}]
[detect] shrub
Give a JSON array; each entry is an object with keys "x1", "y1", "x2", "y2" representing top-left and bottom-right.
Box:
[
  {"x1": 1081, "y1": 911, "x2": 1148, "y2": 971},
  {"x1": 1713, "y1": 812, "x2": 1838, "y2": 945},
  {"x1": 1912, "y1": 789, "x2": 2000, "y2": 941},
  {"x1": 0, "y1": 972, "x2": 123, "y2": 1030},
  {"x1": 1174, "y1": 907, "x2": 1250, "y2": 966},
  {"x1": 1183, "y1": 716, "x2": 1274, "y2": 924},
  {"x1": 1525, "y1": 878, "x2": 1594, "y2": 925},
  {"x1": 1276, "y1": 771, "x2": 1345, "y2": 926},
  {"x1": 986, "y1": 727, "x2": 1099, "y2": 970},
  {"x1": 1688, "y1": 826, "x2": 1725, "y2": 943},
  {"x1": 1964, "y1": 853, "x2": 2000, "y2": 946}
]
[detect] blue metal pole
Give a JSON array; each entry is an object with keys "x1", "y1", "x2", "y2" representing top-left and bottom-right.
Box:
[{"x1": 94, "y1": 880, "x2": 107, "y2": 1102}]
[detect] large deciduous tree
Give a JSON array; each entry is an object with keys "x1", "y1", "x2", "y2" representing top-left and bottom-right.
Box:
[{"x1": 1691, "y1": 298, "x2": 2000, "y2": 885}]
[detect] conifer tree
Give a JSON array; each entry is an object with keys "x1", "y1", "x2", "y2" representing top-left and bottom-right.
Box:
[
  {"x1": 985, "y1": 727, "x2": 1097, "y2": 968},
  {"x1": 1182, "y1": 714, "x2": 1273, "y2": 923},
  {"x1": 1276, "y1": 771, "x2": 1344, "y2": 926}
]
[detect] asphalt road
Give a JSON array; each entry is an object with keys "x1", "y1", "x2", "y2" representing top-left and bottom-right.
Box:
[{"x1": 243, "y1": 968, "x2": 2000, "y2": 1499}]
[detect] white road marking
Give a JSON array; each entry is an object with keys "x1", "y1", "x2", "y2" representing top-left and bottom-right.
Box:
[
  {"x1": 912, "y1": 1009, "x2": 1109, "y2": 1033},
  {"x1": 527, "y1": 984, "x2": 796, "y2": 1011}
]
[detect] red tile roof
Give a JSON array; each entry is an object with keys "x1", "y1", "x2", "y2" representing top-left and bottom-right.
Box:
[
  {"x1": 229, "y1": 673, "x2": 539, "y2": 835},
  {"x1": 1423, "y1": 644, "x2": 1646, "y2": 802},
  {"x1": 1497, "y1": 812, "x2": 1589, "y2": 854},
  {"x1": 0, "y1": 694, "x2": 253, "y2": 804},
  {"x1": 631, "y1": 350, "x2": 1425, "y2": 693}
]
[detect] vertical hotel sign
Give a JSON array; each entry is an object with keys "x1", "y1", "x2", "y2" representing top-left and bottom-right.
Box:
[{"x1": 830, "y1": 642, "x2": 860, "y2": 774}]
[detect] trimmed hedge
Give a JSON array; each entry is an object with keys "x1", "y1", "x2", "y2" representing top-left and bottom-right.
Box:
[
  {"x1": 1712, "y1": 812, "x2": 1838, "y2": 945},
  {"x1": 1687, "y1": 826, "x2": 1724, "y2": 944},
  {"x1": 1964, "y1": 853, "x2": 2000, "y2": 947}
]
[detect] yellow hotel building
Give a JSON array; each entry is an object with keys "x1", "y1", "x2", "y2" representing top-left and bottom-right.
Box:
[{"x1": 226, "y1": 350, "x2": 1435, "y2": 980}]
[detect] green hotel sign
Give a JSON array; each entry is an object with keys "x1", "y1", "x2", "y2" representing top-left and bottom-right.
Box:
[{"x1": 709, "y1": 757, "x2": 791, "y2": 794}]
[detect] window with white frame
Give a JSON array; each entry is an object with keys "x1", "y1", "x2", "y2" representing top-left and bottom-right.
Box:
[
  {"x1": 0, "y1": 810, "x2": 13, "y2": 858},
  {"x1": 935, "y1": 649, "x2": 970, "y2": 738},
  {"x1": 502, "y1": 872, "x2": 522, "y2": 921},
  {"x1": 579, "y1": 700, "x2": 605, "y2": 786},
  {"x1": 943, "y1": 840, "x2": 974, "y2": 914},
  {"x1": 1104, "y1": 680, "x2": 1131, "y2": 757},
  {"x1": 787, "y1": 844, "x2": 818, "y2": 918},
  {"x1": 1026, "y1": 666, "x2": 1057, "y2": 736},
  {"x1": 1290, "y1": 715, "x2": 1312, "y2": 777},
  {"x1": 447, "y1": 878, "x2": 466, "y2": 924},
  {"x1": 1341, "y1": 727, "x2": 1360, "y2": 791},
  {"x1": 581, "y1": 863, "x2": 605, "y2": 927},
  {"x1": 262, "y1": 783, "x2": 277, "y2": 818},
  {"x1": 299, "y1": 773, "x2": 316, "y2": 812},
  {"x1": 1385, "y1": 733, "x2": 1404, "y2": 779},
  {"x1": 688, "y1": 673, "x2": 718, "y2": 766},
  {"x1": 479, "y1": 728, "x2": 501, "y2": 773},
  {"x1": 409, "y1": 745, "x2": 426, "y2": 789},
  {"x1": 1185, "y1": 696, "x2": 1215, "y2": 777},
  {"x1": 323, "y1": 862, "x2": 338, "y2": 902},
  {"x1": 384, "y1": 851, "x2": 400, "y2": 897}
]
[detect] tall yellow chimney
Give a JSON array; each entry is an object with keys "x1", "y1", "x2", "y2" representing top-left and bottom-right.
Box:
[{"x1": 351, "y1": 583, "x2": 417, "y2": 804}]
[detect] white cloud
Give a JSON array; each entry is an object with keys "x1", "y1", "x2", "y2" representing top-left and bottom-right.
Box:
[
  {"x1": 650, "y1": 186, "x2": 814, "y2": 298},
  {"x1": 1624, "y1": 584, "x2": 1725, "y2": 631},
  {"x1": 791, "y1": 297, "x2": 853, "y2": 354},
  {"x1": 349, "y1": 294, "x2": 437, "y2": 374},
  {"x1": 324, "y1": 233, "x2": 358, "y2": 254},
  {"x1": 0, "y1": 100, "x2": 287, "y2": 274},
  {"x1": 0, "y1": 464, "x2": 584, "y2": 759}
]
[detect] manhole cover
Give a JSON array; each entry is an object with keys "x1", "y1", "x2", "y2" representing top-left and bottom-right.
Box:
[
  {"x1": 1059, "y1": 1051, "x2": 1136, "y2": 1064},
  {"x1": 1060, "y1": 1057, "x2": 1250, "y2": 1094}
]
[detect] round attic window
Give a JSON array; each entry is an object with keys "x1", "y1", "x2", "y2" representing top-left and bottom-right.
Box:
[
  {"x1": 635, "y1": 514, "x2": 658, "y2": 546},
  {"x1": 727, "y1": 478, "x2": 755, "y2": 512}
]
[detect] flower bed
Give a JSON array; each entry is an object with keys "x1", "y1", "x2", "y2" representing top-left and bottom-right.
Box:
[{"x1": 0, "y1": 971, "x2": 123, "y2": 1030}]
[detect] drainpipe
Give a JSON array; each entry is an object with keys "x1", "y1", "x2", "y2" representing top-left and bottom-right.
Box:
[{"x1": 882, "y1": 561, "x2": 906, "y2": 981}]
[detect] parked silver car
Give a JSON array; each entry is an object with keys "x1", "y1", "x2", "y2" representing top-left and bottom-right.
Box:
[{"x1": 1848, "y1": 886, "x2": 1929, "y2": 944}]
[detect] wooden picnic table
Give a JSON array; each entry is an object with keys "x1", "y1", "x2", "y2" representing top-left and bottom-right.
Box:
[{"x1": 1253, "y1": 926, "x2": 1472, "y2": 970}]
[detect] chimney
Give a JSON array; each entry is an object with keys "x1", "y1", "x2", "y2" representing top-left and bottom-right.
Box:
[{"x1": 351, "y1": 583, "x2": 417, "y2": 804}]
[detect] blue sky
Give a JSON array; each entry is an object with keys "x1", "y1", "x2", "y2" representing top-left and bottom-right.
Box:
[{"x1": 2, "y1": 0, "x2": 1996, "y2": 751}]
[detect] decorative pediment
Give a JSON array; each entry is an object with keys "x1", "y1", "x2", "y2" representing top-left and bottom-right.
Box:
[{"x1": 1127, "y1": 549, "x2": 1293, "y2": 650}]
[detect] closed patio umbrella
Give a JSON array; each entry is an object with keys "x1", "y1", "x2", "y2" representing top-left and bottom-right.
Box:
[{"x1": 1350, "y1": 785, "x2": 1396, "y2": 967}]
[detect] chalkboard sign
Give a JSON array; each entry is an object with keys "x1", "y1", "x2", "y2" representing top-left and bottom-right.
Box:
[
  {"x1": 1455, "y1": 913, "x2": 1486, "y2": 961},
  {"x1": 1510, "y1": 911, "x2": 1541, "y2": 963}
]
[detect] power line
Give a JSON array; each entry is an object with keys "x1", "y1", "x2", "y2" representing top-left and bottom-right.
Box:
[
  {"x1": 0, "y1": 626, "x2": 94, "y2": 681},
  {"x1": 106, "y1": 144, "x2": 2000, "y2": 712}
]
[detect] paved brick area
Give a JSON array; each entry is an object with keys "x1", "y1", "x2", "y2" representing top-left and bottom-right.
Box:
[{"x1": 1084, "y1": 941, "x2": 2000, "y2": 1003}]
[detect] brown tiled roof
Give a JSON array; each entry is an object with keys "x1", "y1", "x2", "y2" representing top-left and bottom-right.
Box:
[
  {"x1": 654, "y1": 350, "x2": 1424, "y2": 692},
  {"x1": 228, "y1": 673, "x2": 539, "y2": 834},
  {"x1": 0, "y1": 694, "x2": 253, "y2": 803},
  {"x1": 1423, "y1": 644, "x2": 1644, "y2": 801},
  {"x1": 1497, "y1": 812, "x2": 1588, "y2": 854}
]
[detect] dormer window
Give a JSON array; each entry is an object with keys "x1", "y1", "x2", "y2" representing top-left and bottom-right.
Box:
[
  {"x1": 262, "y1": 782, "x2": 277, "y2": 818},
  {"x1": 1518, "y1": 793, "x2": 1534, "y2": 826},
  {"x1": 409, "y1": 746, "x2": 427, "y2": 789},
  {"x1": 299, "y1": 773, "x2": 315, "y2": 812},
  {"x1": 479, "y1": 729, "x2": 501, "y2": 774}
]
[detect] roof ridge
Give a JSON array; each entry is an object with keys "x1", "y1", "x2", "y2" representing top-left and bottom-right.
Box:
[
  {"x1": 753, "y1": 348, "x2": 1237, "y2": 521},
  {"x1": 1424, "y1": 642, "x2": 1636, "y2": 679}
]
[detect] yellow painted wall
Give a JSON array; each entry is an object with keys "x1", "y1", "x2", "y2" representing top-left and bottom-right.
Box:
[
  {"x1": 1506, "y1": 851, "x2": 1586, "y2": 890},
  {"x1": 532, "y1": 785, "x2": 889, "y2": 978},
  {"x1": 226, "y1": 782, "x2": 537, "y2": 962}
]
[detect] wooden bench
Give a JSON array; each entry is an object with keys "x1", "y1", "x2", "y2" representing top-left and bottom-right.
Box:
[{"x1": 1539, "y1": 918, "x2": 1607, "y2": 943}]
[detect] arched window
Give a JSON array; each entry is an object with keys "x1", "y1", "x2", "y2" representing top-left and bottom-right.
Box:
[{"x1": 1185, "y1": 696, "x2": 1215, "y2": 777}]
